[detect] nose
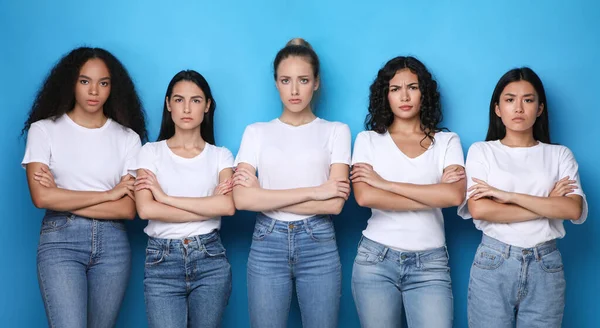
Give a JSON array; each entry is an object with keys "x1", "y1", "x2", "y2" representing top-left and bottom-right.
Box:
[
  {"x1": 515, "y1": 99, "x2": 524, "y2": 113},
  {"x1": 291, "y1": 81, "x2": 299, "y2": 96},
  {"x1": 183, "y1": 102, "x2": 191, "y2": 113},
  {"x1": 400, "y1": 87, "x2": 409, "y2": 101},
  {"x1": 88, "y1": 83, "x2": 98, "y2": 96}
]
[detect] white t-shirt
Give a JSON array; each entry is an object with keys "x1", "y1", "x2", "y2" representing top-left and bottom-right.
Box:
[
  {"x1": 352, "y1": 131, "x2": 465, "y2": 251},
  {"x1": 457, "y1": 140, "x2": 588, "y2": 248},
  {"x1": 131, "y1": 141, "x2": 234, "y2": 239},
  {"x1": 22, "y1": 114, "x2": 141, "y2": 192},
  {"x1": 234, "y1": 118, "x2": 351, "y2": 222}
]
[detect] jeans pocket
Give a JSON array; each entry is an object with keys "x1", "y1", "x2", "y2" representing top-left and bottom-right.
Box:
[
  {"x1": 204, "y1": 240, "x2": 227, "y2": 258},
  {"x1": 40, "y1": 215, "x2": 73, "y2": 234},
  {"x1": 354, "y1": 245, "x2": 381, "y2": 266},
  {"x1": 309, "y1": 220, "x2": 336, "y2": 242},
  {"x1": 472, "y1": 245, "x2": 504, "y2": 270},
  {"x1": 539, "y1": 249, "x2": 564, "y2": 273},
  {"x1": 252, "y1": 223, "x2": 271, "y2": 241},
  {"x1": 421, "y1": 253, "x2": 451, "y2": 272},
  {"x1": 145, "y1": 247, "x2": 165, "y2": 266},
  {"x1": 109, "y1": 220, "x2": 127, "y2": 231}
]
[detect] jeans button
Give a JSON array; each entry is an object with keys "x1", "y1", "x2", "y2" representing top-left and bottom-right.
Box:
[
  {"x1": 401, "y1": 255, "x2": 407, "y2": 260},
  {"x1": 289, "y1": 224, "x2": 294, "y2": 229}
]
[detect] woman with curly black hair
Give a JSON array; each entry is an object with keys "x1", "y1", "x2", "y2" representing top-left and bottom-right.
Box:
[
  {"x1": 350, "y1": 56, "x2": 465, "y2": 328},
  {"x1": 21, "y1": 47, "x2": 147, "y2": 328}
]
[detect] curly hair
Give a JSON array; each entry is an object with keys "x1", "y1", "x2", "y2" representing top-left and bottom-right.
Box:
[
  {"x1": 22, "y1": 47, "x2": 148, "y2": 142},
  {"x1": 365, "y1": 56, "x2": 444, "y2": 147}
]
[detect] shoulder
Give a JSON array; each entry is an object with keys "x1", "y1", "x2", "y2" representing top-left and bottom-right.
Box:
[{"x1": 208, "y1": 143, "x2": 234, "y2": 158}]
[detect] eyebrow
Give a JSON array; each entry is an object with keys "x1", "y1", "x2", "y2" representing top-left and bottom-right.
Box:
[
  {"x1": 389, "y1": 82, "x2": 418, "y2": 87},
  {"x1": 504, "y1": 93, "x2": 535, "y2": 97},
  {"x1": 79, "y1": 74, "x2": 111, "y2": 81},
  {"x1": 279, "y1": 75, "x2": 311, "y2": 79},
  {"x1": 172, "y1": 94, "x2": 203, "y2": 99}
]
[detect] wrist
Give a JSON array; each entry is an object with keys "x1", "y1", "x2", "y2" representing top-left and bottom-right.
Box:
[
  {"x1": 103, "y1": 190, "x2": 113, "y2": 202},
  {"x1": 158, "y1": 194, "x2": 170, "y2": 205}
]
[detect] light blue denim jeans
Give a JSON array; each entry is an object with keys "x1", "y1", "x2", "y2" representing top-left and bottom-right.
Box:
[
  {"x1": 36, "y1": 210, "x2": 131, "y2": 328},
  {"x1": 144, "y1": 230, "x2": 232, "y2": 328},
  {"x1": 247, "y1": 213, "x2": 342, "y2": 328},
  {"x1": 468, "y1": 234, "x2": 566, "y2": 328},
  {"x1": 351, "y1": 236, "x2": 453, "y2": 328}
]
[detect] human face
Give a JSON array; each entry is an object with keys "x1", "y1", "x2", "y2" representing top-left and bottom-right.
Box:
[
  {"x1": 74, "y1": 59, "x2": 111, "y2": 114},
  {"x1": 166, "y1": 81, "x2": 211, "y2": 131},
  {"x1": 275, "y1": 56, "x2": 319, "y2": 113},
  {"x1": 387, "y1": 69, "x2": 422, "y2": 121},
  {"x1": 495, "y1": 80, "x2": 544, "y2": 134}
]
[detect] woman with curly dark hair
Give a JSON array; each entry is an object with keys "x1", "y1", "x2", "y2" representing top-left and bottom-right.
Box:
[
  {"x1": 350, "y1": 56, "x2": 465, "y2": 327},
  {"x1": 21, "y1": 47, "x2": 147, "y2": 328}
]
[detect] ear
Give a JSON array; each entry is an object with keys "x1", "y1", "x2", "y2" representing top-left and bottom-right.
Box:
[
  {"x1": 165, "y1": 97, "x2": 171, "y2": 112},
  {"x1": 313, "y1": 76, "x2": 320, "y2": 91},
  {"x1": 537, "y1": 102, "x2": 545, "y2": 117},
  {"x1": 494, "y1": 103, "x2": 501, "y2": 118},
  {"x1": 205, "y1": 99, "x2": 211, "y2": 113}
]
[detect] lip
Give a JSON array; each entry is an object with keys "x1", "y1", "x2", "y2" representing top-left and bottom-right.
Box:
[
  {"x1": 399, "y1": 105, "x2": 413, "y2": 111},
  {"x1": 289, "y1": 99, "x2": 302, "y2": 104},
  {"x1": 87, "y1": 100, "x2": 100, "y2": 106},
  {"x1": 181, "y1": 117, "x2": 193, "y2": 122},
  {"x1": 512, "y1": 117, "x2": 525, "y2": 122}
]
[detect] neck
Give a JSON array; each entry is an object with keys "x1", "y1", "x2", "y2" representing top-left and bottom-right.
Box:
[
  {"x1": 68, "y1": 107, "x2": 107, "y2": 128},
  {"x1": 501, "y1": 129, "x2": 538, "y2": 147},
  {"x1": 279, "y1": 106, "x2": 316, "y2": 126},
  {"x1": 388, "y1": 116, "x2": 422, "y2": 135},
  {"x1": 169, "y1": 127, "x2": 205, "y2": 148}
]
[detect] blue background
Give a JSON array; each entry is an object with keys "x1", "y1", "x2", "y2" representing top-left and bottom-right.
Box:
[{"x1": 1, "y1": 0, "x2": 597, "y2": 327}]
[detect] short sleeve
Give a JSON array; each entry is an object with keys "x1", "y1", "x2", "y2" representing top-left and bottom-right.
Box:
[
  {"x1": 234, "y1": 125, "x2": 259, "y2": 169},
  {"x1": 351, "y1": 131, "x2": 373, "y2": 166},
  {"x1": 330, "y1": 123, "x2": 351, "y2": 165},
  {"x1": 218, "y1": 147, "x2": 234, "y2": 174},
  {"x1": 443, "y1": 133, "x2": 465, "y2": 169},
  {"x1": 558, "y1": 147, "x2": 588, "y2": 224},
  {"x1": 21, "y1": 123, "x2": 51, "y2": 168},
  {"x1": 457, "y1": 143, "x2": 488, "y2": 219},
  {"x1": 122, "y1": 132, "x2": 142, "y2": 176},
  {"x1": 129, "y1": 143, "x2": 158, "y2": 176}
]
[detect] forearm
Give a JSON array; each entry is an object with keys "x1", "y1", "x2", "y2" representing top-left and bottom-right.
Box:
[
  {"x1": 280, "y1": 198, "x2": 345, "y2": 215},
  {"x1": 233, "y1": 186, "x2": 315, "y2": 212},
  {"x1": 385, "y1": 182, "x2": 464, "y2": 208},
  {"x1": 31, "y1": 187, "x2": 110, "y2": 212},
  {"x1": 72, "y1": 197, "x2": 136, "y2": 220},
  {"x1": 355, "y1": 183, "x2": 430, "y2": 211},
  {"x1": 137, "y1": 199, "x2": 210, "y2": 223},
  {"x1": 162, "y1": 195, "x2": 235, "y2": 217},
  {"x1": 468, "y1": 199, "x2": 540, "y2": 223},
  {"x1": 509, "y1": 193, "x2": 582, "y2": 220}
]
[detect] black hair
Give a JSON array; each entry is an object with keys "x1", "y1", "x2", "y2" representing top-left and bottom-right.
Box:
[
  {"x1": 486, "y1": 67, "x2": 550, "y2": 143},
  {"x1": 156, "y1": 70, "x2": 216, "y2": 144},
  {"x1": 22, "y1": 47, "x2": 147, "y2": 142},
  {"x1": 365, "y1": 56, "x2": 443, "y2": 147}
]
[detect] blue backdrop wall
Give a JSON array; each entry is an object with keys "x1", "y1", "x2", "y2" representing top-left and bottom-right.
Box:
[{"x1": 1, "y1": 1, "x2": 598, "y2": 327}]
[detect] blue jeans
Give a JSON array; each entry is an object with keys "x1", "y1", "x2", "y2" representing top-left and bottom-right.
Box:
[
  {"x1": 247, "y1": 214, "x2": 342, "y2": 328},
  {"x1": 468, "y1": 234, "x2": 565, "y2": 328},
  {"x1": 351, "y1": 236, "x2": 453, "y2": 328},
  {"x1": 144, "y1": 230, "x2": 232, "y2": 328},
  {"x1": 36, "y1": 210, "x2": 131, "y2": 328}
]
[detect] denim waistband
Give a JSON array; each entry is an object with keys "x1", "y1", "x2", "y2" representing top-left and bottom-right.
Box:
[
  {"x1": 481, "y1": 234, "x2": 557, "y2": 260},
  {"x1": 256, "y1": 213, "x2": 332, "y2": 234},
  {"x1": 43, "y1": 209, "x2": 121, "y2": 223},
  {"x1": 359, "y1": 235, "x2": 448, "y2": 263},
  {"x1": 147, "y1": 229, "x2": 220, "y2": 250}
]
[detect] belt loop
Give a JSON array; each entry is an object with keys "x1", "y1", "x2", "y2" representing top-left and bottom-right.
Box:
[
  {"x1": 534, "y1": 246, "x2": 541, "y2": 261},
  {"x1": 165, "y1": 239, "x2": 171, "y2": 255},
  {"x1": 444, "y1": 245, "x2": 450, "y2": 260},
  {"x1": 268, "y1": 218, "x2": 276, "y2": 233},
  {"x1": 503, "y1": 244, "x2": 510, "y2": 259},
  {"x1": 380, "y1": 247, "x2": 389, "y2": 261},
  {"x1": 303, "y1": 218, "x2": 311, "y2": 234},
  {"x1": 194, "y1": 235, "x2": 202, "y2": 248},
  {"x1": 416, "y1": 252, "x2": 421, "y2": 268}
]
